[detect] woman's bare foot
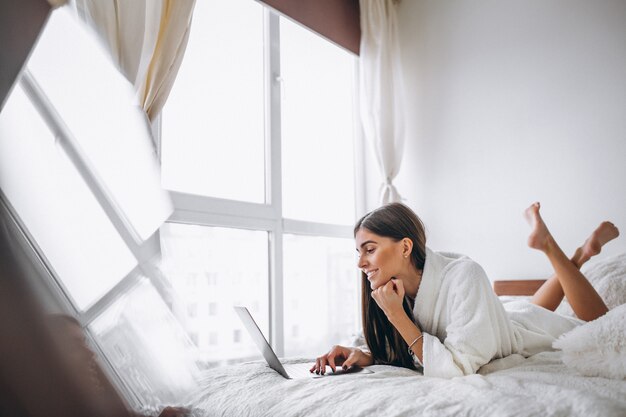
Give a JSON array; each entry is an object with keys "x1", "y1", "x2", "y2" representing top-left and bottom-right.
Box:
[
  {"x1": 524, "y1": 202, "x2": 553, "y2": 252},
  {"x1": 577, "y1": 222, "x2": 620, "y2": 264}
]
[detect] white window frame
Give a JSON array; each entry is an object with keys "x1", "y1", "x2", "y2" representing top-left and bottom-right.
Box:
[
  {"x1": 158, "y1": 10, "x2": 363, "y2": 357},
  {"x1": 0, "y1": 4, "x2": 367, "y2": 407}
]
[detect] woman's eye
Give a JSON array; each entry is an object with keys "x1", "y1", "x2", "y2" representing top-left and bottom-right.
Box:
[{"x1": 366, "y1": 248, "x2": 375, "y2": 254}]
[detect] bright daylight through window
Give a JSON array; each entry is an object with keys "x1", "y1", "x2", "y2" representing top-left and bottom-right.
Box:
[
  {"x1": 0, "y1": 0, "x2": 360, "y2": 408},
  {"x1": 161, "y1": 0, "x2": 360, "y2": 367},
  {"x1": 0, "y1": 3, "x2": 185, "y2": 405},
  {"x1": 0, "y1": 84, "x2": 136, "y2": 311},
  {"x1": 162, "y1": 0, "x2": 266, "y2": 203}
]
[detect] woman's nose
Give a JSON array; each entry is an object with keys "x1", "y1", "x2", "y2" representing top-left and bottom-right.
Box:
[{"x1": 357, "y1": 255, "x2": 367, "y2": 269}]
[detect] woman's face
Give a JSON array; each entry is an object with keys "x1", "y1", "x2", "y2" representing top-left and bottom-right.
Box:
[{"x1": 355, "y1": 228, "x2": 406, "y2": 290}]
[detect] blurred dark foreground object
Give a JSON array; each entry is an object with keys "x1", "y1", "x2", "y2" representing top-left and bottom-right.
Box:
[
  {"x1": 0, "y1": 0, "x2": 51, "y2": 111},
  {"x1": 0, "y1": 215, "x2": 130, "y2": 417},
  {"x1": 1, "y1": 0, "x2": 128, "y2": 410},
  {"x1": 0, "y1": 216, "x2": 191, "y2": 417},
  {"x1": 45, "y1": 315, "x2": 190, "y2": 417}
]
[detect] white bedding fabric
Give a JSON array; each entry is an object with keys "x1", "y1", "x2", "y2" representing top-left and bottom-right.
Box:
[
  {"x1": 185, "y1": 352, "x2": 626, "y2": 417},
  {"x1": 553, "y1": 303, "x2": 626, "y2": 379}
]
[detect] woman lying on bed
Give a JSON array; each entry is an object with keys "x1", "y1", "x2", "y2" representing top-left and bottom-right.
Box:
[{"x1": 310, "y1": 202, "x2": 619, "y2": 378}]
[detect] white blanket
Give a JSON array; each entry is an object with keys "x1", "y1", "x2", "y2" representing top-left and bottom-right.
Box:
[{"x1": 185, "y1": 353, "x2": 626, "y2": 417}]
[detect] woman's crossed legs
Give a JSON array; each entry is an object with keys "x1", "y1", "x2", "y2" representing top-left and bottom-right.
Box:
[{"x1": 526, "y1": 202, "x2": 619, "y2": 321}]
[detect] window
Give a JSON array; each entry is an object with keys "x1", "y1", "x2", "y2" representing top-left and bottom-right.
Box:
[
  {"x1": 0, "y1": 0, "x2": 361, "y2": 411},
  {"x1": 89, "y1": 279, "x2": 200, "y2": 406},
  {"x1": 283, "y1": 235, "x2": 359, "y2": 357},
  {"x1": 187, "y1": 303, "x2": 198, "y2": 318},
  {"x1": 159, "y1": 223, "x2": 270, "y2": 365},
  {"x1": 27, "y1": 7, "x2": 172, "y2": 242},
  {"x1": 280, "y1": 16, "x2": 357, "y2": 225},
  {"x1": 160, "y1": 4, "x2": 360, "y2": 364},
  {"x1": 206, "y1": 273, "x2": 218, "y2": 286},
  {"x1": 208, "y1": 302, "x2": 217, "y2": 316},
  {"x1": 161, "y1": 0, "x2": 266, "y2": 203},
  {"x1": 0, "y1": 5, "x2": 194, "y2": 410},
  {"x1": 0, "y1": 83, "x2": 136, "y2": 311}
]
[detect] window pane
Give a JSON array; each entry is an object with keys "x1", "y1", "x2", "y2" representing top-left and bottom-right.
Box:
[
  {"x1": 27, "y1": 7, "x2": 172, "y2": 241},
  {"x1": 89, "y1": 278, "x2": 200, "y2": 407},
  {"x1": 159, "y1": 223, "x2": 269, "y2": 366},
  {"x1": 283, "y1": 234, "x2": 359, "y2": 357},
  {"x1": 161, "y1": 0, "x2": 265, "y2": 203},
  {"x1": 280, "y1": 18, "x2": 357, "y2": 225},
  {"x1": 0, "y1": 84, "x2": 136, "y2": 310}
]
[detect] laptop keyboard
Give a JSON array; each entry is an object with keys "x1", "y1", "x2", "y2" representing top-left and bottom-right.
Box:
[{"x1": 284, "y1": 362, "x2": 317, "y2": 378}]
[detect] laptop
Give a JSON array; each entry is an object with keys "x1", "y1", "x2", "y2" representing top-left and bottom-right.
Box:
[{"x1": 234, "y1": 306, "x2": 373, "y2": 379}]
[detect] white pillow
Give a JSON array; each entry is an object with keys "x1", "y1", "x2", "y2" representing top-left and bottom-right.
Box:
[
  {"x1": 556, "y1": 252, "x2": 626, "y2": 317},
  {"x1": 552, "y1": 303, "x2": 626, "y2": 379}
]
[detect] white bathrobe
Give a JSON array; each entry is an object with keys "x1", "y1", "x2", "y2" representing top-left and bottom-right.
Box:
[{"x1": 413, "y1": 248, "x2": 584, "y2": 379}]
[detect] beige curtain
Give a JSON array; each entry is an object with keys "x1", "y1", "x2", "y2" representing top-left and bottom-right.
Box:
[
  {"x1": 359, "y1": 0, "x2": 406, "y2": 204},
  {"x1": 71, "y1": 0, "x2": 195, "y2": 120}
]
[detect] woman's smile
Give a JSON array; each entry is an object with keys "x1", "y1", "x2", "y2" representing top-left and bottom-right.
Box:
[
  {"x1": 365, "y1": 269, "x2": 379, "y2": 280},
  {"x1": 365, "y1": 269, "x2": 381, "y2": 287}
]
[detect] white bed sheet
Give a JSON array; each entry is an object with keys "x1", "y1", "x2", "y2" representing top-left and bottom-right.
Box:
[{"x1": 185, "y1": 352, "x2": 626, "y2": 417}]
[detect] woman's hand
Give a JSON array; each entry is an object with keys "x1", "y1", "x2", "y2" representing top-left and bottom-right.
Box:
[
  {"x1": 371, "y1": 278, "x2": 406, "y2": 321},
  {"x1": 310, "y1": 345, "x2": 374, "y2": 375},
  {"x1": 157, "y1": 407, "x2": 189, "y2": 417}
]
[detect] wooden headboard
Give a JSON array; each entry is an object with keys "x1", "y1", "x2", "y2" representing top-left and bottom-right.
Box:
[{"x1": 493, "y1": 280, "x2": 547, "y2": 296}]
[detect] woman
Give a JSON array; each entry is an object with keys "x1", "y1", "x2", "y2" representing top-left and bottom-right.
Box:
[{"x1": 310, "y1": 202, "x2": 619, "y2": 378}]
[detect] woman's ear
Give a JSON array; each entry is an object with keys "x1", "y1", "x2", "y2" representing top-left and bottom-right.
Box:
[{"x1": 402, "y1": 238, "x2": 413, "y2": 258}]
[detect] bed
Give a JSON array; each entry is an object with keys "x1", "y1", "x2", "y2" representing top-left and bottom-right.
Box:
[
  {"x1": 184, "y1": 351, "x2": 625, "y2": 417},
  {"x1": 181, "y1": 254, "x2": 626, "y2": 417}
]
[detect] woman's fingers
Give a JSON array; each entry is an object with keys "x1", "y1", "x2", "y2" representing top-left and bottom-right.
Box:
[
  {"x1": 319, "y1": 356, "x2": 328, "y2": 375},
  {"x1": 310, "y1": 357, "x2": 321, "y2": 373},
  {"x1": 342, "y1": 351, "x2": 356, "y2": 370},
  {"x1": 310, "y1": 346, "x2": 353, "y2": 374},
  {"x1": 327, "y1": 352, "x2": 337, "y2": 373},
  {"x1": 327, "y1": 345, "x2": 347, "y2": 373},
  {"x1": 316, "y1": 356, "x2": 326, "y2": 374},
  {"x1": 392, "y1": 278, "x2": 405, "y2": 297},
  {"x1": 158, "y1": 407, "x2": 189, "y2": 417}
]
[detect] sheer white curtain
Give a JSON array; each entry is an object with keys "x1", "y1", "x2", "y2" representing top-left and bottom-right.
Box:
[
  {"x1": 359, "y1": 0, "x2": 406, "y2": 204},
  {"x1": 71, "y1": 0, "x2": 196, "y2": 121}
]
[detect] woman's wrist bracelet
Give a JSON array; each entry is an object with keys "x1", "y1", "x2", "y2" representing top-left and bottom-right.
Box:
[
  {"x1": 407, "y1": 334, "x2": 423, "y2": 353},
  {"x1": 408, "y1": 334, "x2": 424, "y2": 367}
]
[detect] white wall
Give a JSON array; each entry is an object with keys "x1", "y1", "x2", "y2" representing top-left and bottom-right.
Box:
[{"x1": 364, "y1": 0, "x2": 626, "y2": 280}]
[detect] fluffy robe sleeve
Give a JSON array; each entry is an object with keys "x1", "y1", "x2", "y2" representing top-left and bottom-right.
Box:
[{"x1": 421, "y1": 260, "x2": 502, "y2": 378}]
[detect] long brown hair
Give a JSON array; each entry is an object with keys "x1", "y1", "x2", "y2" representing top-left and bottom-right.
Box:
[{"x1": 354, "y1": 202, "x2": 427, "y2": 369}]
